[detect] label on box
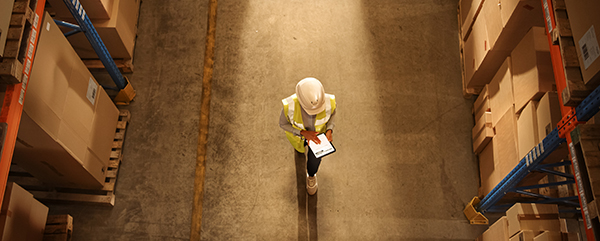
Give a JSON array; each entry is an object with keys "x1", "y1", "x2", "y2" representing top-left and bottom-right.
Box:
[
  {"x1": 579, "y1": 25, "x2": 600, "y2": 69},
  {"x1": 86, "y1": 78, "x2": 98, "y2": 105}
]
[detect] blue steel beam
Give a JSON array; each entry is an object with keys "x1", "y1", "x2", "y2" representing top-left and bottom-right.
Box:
[
  {"x1": 60, "y1": 0, "x2": 127, "y2": 89},
  {"x1": 514, "y1": 180, "x2": 576, "y2": 191},
  {"x1": 536, "y1": 168, "x2": 575, "y2": 179},
  {"x1": 576, "y1": 83, "x2": 600, "y2": 122},
  {"x1": 537, "y1": 161, "x2": 571, "y2": 169},
  {"x1": 475, "y1": 66, "x2": 600, "y2": 214},
  {"x1": 476, "y1": 128, "x2": 566, "y2": 213},
  {"x1": 53, "y1": 20, "x2": 81, "y2": 31}
]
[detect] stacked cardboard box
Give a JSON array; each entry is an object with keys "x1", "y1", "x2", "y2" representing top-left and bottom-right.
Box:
[
  {"x1": 0, "y1": 183, "x2": 48, "y2": 241},
  {"x1": 476, "y1": 203, "x2": 578, "y2": 241},
  {"x1": 473, "y1": 85, "x2": 493, "y2": 154},
  {"x1": 461, "y1": 0, "x2": 546, "y2": 91},
  {"x1": 473, "y1": 27, "x2": 566, "y2": 195},
  {"x1": 0, "y1": 0, "x2": 14, "y2": 57},
  {"x1": 48, "y1": 0, "x2": 140, "y2": 60},
  {"x1": 564, "y1": 0, "x2": 600, "y2": 88},
  {"x1": 11, "y1": 12, "x2": 120, "y2": 189},
  {"x1": 48, "y1": 0, "x2": 115, "y2": 19}
]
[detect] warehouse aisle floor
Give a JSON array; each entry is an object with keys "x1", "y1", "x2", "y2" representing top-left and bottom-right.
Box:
[
  {"x1": 48, "y1": 0, "x2": 488, "y2": 240},
  {"x1": 202, "y1": 0, "x2": 486, "y2": 240}
]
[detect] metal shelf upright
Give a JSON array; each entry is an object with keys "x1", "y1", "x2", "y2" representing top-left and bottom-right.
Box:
[
  {"x1": 464, "y1": 0, "x2": 600, "y2": 240},
  {"x1": 0, "y1": 0, "x2": 47, "y2": 206},
  {"x1": 0, "y1": 0, "x2": 136, "y2": 207}
]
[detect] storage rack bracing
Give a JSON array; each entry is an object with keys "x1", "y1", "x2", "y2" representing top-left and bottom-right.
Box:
[
  {"x1": 463, "y1": 0, "x2": 600, "y2": 240},
  {"x1": 0, "y1": 0, "x2": 132, "y2": 206}
]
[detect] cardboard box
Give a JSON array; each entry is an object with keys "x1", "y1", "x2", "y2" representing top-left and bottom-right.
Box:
[
  {"x1": 12, "y1": 12, "x2": 120, "y2": 189},
  {"x1": 473, "y1": 112, "x2": 494, "y2": 154},
  {"x1": 474, "y1": 85, "x2": 490, "y2": 113},
  {"x1": 482, "y1": 0, "x2": 503, "y2": 50},
  {"x1": 479, "y1": 106, "x2": 519, "y2": 195},
  {"x1": 535, "y1": 92, "x2": 570, "y2": 163},
  {"x1": 499, "y1": 0, "x2": 546, "y2": 49},
  {"x1": 517, "y1": 100, "x2": 539, "y2": 159},
  {"x1": 473, "y1": 111, "x2": 493, "y2": 139},
  {"x1": 464, "y1": 14, "x2": 491, "y2": 85},
  {"x1": 0, "y1": 182, "x2": 48, "y2": 241},
  {"x1": 60, "y1": 0, "x2": 140, "y2": 59},
  {"x1": 564, "y1": 0, "x2": 600, "y2": 87},
  {"x1": 512, "y1": 27, "x2": 555, "y2": 113},
  {"x1": 0, "y1": 0, "x2": 14, "y2": 57},
  {"x1": 476, "y1": 216, "x2": 510, "y2": 241},
  {"x1": 533, "y1": 231, "x2": 579, "y2": 241},
  {"x1": 489, "y1": 57, "x2": 514, "y2": 127},
  {"x1": 559, "y1": 219, "x2": 567, "y2": 233},
  {"x1": 510, "y1": 230, "x2": 543, "y2": 241},
  {"x1": 536, "y1": 92, "x2": 562, "y2": 140},
  {"x1": 507, "y1": 203, "x2": 561, "y2": 237},
  {"x1": 464, "y1": 0, "x2": 544, "y2": 90},
  {"x1": 460, "y1": 0, "x2": 484, "y2": 41},
  {"x1": 475, "y1": 98, "x2": 491, "y2": 122},
  {"x1": 48, "y1": 0, "x2": 114, "y2": 20}
]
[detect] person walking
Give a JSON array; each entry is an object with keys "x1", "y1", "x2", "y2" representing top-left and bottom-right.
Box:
[{"x1": 279, "y1": 77, "x2": 337, "y2": 195}]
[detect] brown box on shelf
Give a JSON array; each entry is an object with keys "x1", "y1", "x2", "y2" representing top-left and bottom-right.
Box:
[
  {"x1": 512, "y1": 27, "x2": 555, "y2": 113},
  {"x1": 48, "y1": 0, "x2": 115, "y2": 20},
  {"x1": 517, "y1": 100, "x2": 539, "y2": 159},
  {"x1": 489, "y1": 57, "x2": 514, "y2": 127},
  {"x1": 499, "y1": 0, "x2": 546, "y2": 48},
  {"x1": 473, "y1": 112, "x2": 494, "y2": 154},
  {"x1": 533, "y1": 231, "x2": 579, "y2": 241},
  {"x1": 510, "y1": 230, "x2": 543, "y2": 241},
  {"x1": 564, "y1": 0, "x2": 600, "y2": 88},
  {"x1": 12, "y1": 12, "x2": 119, "y2": 189},
  {"x1": 0, "y1": 182, "x2": 48, "y2": 241},
  {"x1": 459, "y1": 0, "x2": 484, "y2": 40},
  {"x1": 464, "y1": 0, "x2": 544, "y2": 90},
  {"x1": 478, "y1": 106, "x2": 519, "y2": 195},
  {"x1": 536, "y1": 92, "x2": 570, "y2": 163},
  {"x1": 506, "y1": 203, "x2": 561, "y2": 237},
  {"x1": 59, "y1": 0, "x2": 140, "y2": 59},
  {"x1": 476, "y1": 216, "x2": 509, "y2": 241},
  {"x1": 536, "y1": 92, "x2": 562, "y2": 140},
  {"x1": 0, "y1": 0, "x2": 14, "y2": 57},
  {"x1": 464, "y1": 13, "x2": 492, "y2": 86}
]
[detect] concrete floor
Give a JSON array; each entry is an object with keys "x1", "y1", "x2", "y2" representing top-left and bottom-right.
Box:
[{"x1": 49, "y1": 0, "x2": 488, "y2": 240}]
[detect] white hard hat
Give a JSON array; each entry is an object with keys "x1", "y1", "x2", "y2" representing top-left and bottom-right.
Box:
[{"x1": 296, "y1": 77, "x2": 325, "y2": 115}]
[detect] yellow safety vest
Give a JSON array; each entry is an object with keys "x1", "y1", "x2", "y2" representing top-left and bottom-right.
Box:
[{"x1": 282, "y1": 93, "x2": 336, "y2": 153}]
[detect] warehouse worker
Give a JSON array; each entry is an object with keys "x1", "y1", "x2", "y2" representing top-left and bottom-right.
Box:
[{"x1": 279, "y1": 77, "x2": 337, "y2": 195}]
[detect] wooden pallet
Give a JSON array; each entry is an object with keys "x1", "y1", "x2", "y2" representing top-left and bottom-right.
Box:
[
  {"x1": 43, "y1": 215, "x2": 73, "y2": 241},
  {"x1": 8, "y1": 109, "x2": 131, "y2": 206},
  {"x1": 83, "y1": 58, "x2": 134, "y2": 74},
  {"x1": 571, "y1": 124, "x2": 600, "y2": 221},
  {"x1": 0, "y1": 0, "x2": 36, "y2": 84}
]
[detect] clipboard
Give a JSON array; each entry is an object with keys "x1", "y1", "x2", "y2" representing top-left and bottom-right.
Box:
[{"x1": 308, "y1": 133, "x2": 336, "y2": 158}]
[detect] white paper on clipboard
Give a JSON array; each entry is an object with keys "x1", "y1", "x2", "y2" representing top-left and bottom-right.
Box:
[{"x1": 308, "y1": 134, "x2": 335, "y2": 158}]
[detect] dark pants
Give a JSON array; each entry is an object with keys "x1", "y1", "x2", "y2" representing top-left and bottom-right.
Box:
[{"x1": 304, "y1": 141, "x2": 322, "y2": 177}]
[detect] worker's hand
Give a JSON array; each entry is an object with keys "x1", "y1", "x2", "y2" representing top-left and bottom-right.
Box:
[
  {"x1": 326, "y1": 129, "x2": 333, "y2": 142},
  {"x1": 301, "y1": 130, "x2": 321, "y2": 145}
]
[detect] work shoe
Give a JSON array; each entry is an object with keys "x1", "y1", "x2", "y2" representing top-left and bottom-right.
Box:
[{"x1": 307, "y1": 174, "x2": 318, "y2": 195}]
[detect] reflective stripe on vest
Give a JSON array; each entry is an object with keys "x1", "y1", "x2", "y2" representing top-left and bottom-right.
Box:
[{"x1": 282, "y1": 94, "x2": 336, "y2": 153}]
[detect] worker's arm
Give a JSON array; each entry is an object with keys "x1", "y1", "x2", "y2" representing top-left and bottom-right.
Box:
[{"x1": 279, "y1": 108, "x2": 302, "y2": 136}]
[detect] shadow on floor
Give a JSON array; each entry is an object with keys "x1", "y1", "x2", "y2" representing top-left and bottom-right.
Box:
[{"x1": 295, "y1": 150, "x2": 319, "y2": 240}]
